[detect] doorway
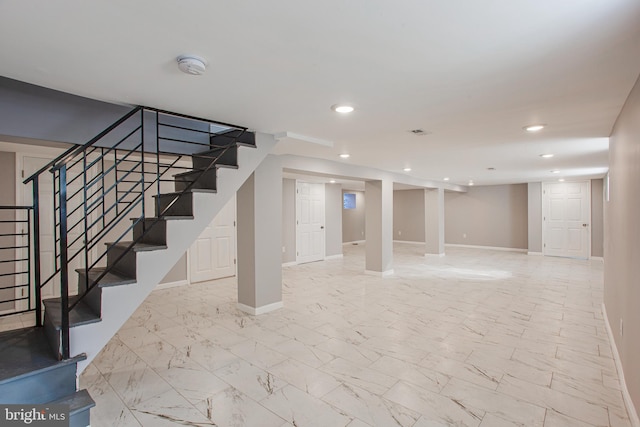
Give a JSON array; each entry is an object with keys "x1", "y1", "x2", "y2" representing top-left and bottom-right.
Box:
[
  {"x1": 189, "y1": 195, "x2": 237, "y2": 283},
  {"x1": 542, "y1": 181, "x2": 590, "y2": 259},
  {"x1": 296, "y1": 181, "x2": 325, "y2": 264}
]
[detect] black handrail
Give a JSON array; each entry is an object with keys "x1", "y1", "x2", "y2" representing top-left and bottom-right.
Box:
[{"x1": 28, "y1": 106, "x2": 248, "y2": 359}]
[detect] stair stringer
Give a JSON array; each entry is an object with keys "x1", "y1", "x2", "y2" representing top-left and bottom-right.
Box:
[{"x1": 69, "y1": 133, "x2": 277, "y2": 374}]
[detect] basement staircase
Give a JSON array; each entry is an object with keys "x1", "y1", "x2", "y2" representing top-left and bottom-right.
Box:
[{"x1": 0, "y1": 107, "x2": 274, "y2": 426}]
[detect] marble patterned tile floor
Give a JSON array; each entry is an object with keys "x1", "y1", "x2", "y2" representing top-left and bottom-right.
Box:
[{"x1": 79, "y1": 244, "x2": 633, "y2": 427}]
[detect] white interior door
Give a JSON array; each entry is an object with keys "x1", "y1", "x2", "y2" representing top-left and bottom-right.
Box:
[
  {"x1": 296, "y1": 181, "x2": 325, "y2": 264},
  {"x1": 189, "y1": 196, "x2": 236, "y2": 283},
  {"x1": 543, "y1": 181, "x2": 590, "y2": 259}
]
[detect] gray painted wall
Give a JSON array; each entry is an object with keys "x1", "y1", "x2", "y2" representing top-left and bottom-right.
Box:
[
  {"x1": 0, "y1": 77, "x2": 129, "y2": 145},
  {"x1": 527, "y1": 183, "x2": 543, "y2": 253},
  {"x1": 605, "y1": 73, "x2": 640, "y2": 417},
  {"x1": 393, "y1": 189, "x2": 425, "y2": 242},
  {"x1": 0, "y1": 152, "x2": 16, "y2": 311},
  {"x1": 325, "y1": 184, "x2": 343, "y2": 257},
  {"x1": 591, "y1": 178, "x2": 604, "y2": 258},
  {"x1": 160, "y1": 254, "x2": 188, "y2": 284},
  {"x1": 342, "y1": 190, "x2": 366, "y2": 243},
  {"x1": 445, "y1": 184, "x2": 528, "y2": 249},
  {"x1": 282, "y1": 179, "x2": 296, "y2": 263}
]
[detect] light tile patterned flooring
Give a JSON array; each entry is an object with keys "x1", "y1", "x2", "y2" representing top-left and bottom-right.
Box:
[{"x1": 80, "y1": 243, "x2": 633, "y2": 427}]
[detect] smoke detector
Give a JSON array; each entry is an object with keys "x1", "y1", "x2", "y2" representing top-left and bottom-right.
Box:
[{"x1": 177, "y1": 55, "x2": 207, "y2": 75}]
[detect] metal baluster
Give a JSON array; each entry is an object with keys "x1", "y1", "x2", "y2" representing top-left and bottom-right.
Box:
[
  {"x1": 59, "y1": 166, "x2": 70, "y2": 359},
  {"x1": 32, "y1": 178, "x2": 42, "y2": 326}
]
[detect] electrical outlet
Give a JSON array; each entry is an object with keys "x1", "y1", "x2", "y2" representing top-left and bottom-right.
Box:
[
  {"x1": 282, "y1": 246, "x2": 286, "y2": 253},
  {"x1": 620, "y1": 318, "x2": 624, "y2": 337},
  {"x1": 398, "y1": 231, "x2": 402, "y2": 236},
  {"x1": 463, "y1": 233, "x2": 467, "y2": 239}
]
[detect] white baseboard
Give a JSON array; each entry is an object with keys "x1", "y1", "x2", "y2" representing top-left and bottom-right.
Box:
[
  {"x1": 425, "y1": 253, "x2": 445, "y2": 257},
  {"x1": 324, "y1": 254, "x2": 344, "y2": 260},
  {"x1": 527, "y1": 251, "x2": 543, "y2": 256},
  {"x1": 364, "y1": 269, "x2": 394, "y2": 277},
  {"x1": 237, "y1": 301, "x2": 283, "y2": 316},
  {"x1": 591, "y1": 256, "x2": 604, "y2": 262},
  {"x1": 445, "y1": 244, "x2": 527, "y2": 253},
  {"x1": 343, "y1": 240, "x2": 365, "y2": 245},
  {"x1": 602, "y1": 303, "x2": 640, "y2": 427},
  {"x1": 155, "y1": 279, "x2": 189, "y2": 290},
  {"x1": 282, "y1": 261, "x2": 297, "y2": 267},
  {"x1": 393, "y1": 240, "x2": 425, "y2": 245}
]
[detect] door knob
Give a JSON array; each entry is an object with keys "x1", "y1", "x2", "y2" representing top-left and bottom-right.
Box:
[
  {"x1": 582, "y1": 223, "x2": 589, "y2": 227},
  {"x1": 320, "y1": 226, "x2": 324, "y2": 229}
]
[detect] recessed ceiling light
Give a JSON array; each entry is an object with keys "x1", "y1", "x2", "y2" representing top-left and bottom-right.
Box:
[
  {"x1": 329, "y1": 180, "x2": 336, "y2": 184},
  {"x1": 487, "y1": 167, "x2": 495, "y2": 171},
  {"x1": 403, "y1": 167, "x2": 412, "y2": 172},
  {"x1": 443, "y1": 177, "x2": 450, "y2": 181},
  {"x1": 339, "y1": 153, "x2": 350, "y2": 159},
  {"x1": 524, "y1": 124, "x2": 546, "y2": 132},
  {"x1": 331, "y1": 104, "x2": 354, "y2": 113},
  {"x1": 558, "y1": 178, "x2": 565, "y2": 182},
  {"x1": 540, "y1": 154, "x2": 554, "y2": 158},
  {"x1": 469, "y1": 181, "x2": 474, "y2": 186},
  {"x1": 551, "y1": 170, "x2": 560, "y2": 174}
]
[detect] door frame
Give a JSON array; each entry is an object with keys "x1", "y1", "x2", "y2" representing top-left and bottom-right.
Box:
[
  {"x1": 295, "y1": 180, "x2": 326, "y2": 264},
  {"x1": 541, "y1": 180, "x2": 591, "y2": 259}
]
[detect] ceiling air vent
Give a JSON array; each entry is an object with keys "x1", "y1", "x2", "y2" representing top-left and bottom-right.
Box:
[{"x1": 409, "y1": 129, "x2": 431, "y2": 136}]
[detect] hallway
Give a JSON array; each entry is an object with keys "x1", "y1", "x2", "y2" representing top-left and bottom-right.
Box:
[{"x1": 81, "y1": 243, "x2": 630, "y2": 426}]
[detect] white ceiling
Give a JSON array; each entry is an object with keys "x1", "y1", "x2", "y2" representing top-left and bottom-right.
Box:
[{"x1": 1, "y1": 1, "x2": 639, "y2": 186}]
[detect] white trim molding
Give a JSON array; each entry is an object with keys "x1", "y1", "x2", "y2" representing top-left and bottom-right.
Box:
[
  {"x1": 343, "y1": 240, "x2": 365, "y2": 245},
  {"x1": 393, "y1": 240, "x2": 425, "y2": 245},
  {"x1": 237, "y1": 301, "x2": 283, "y2": 316},
  {"x1": 602, "y1": 303, "x2": 640, "y2": 427},
  {"x1": 324, "y1": 254, "x2": 344, "y2": 260},
  {"x1": 282, "y1": 261, "x2": 297, "y2": 267},
  {"x1": 364, "y1": 269, "x2": 394, "y2": 277},
  {"x1": 425, "y1": 252, "x2": 445, "y2": 257},
  {"x1": 446, "y1": 244, "x2": 527, "y2": 253},
  {"x1": 591, "y1": 256, "x2": 604, "y2": 262},
  {"x1": 155, "y1": 279, "x2": 189, "y2": 290},
  {"x1": 527, "y1": 251, "x2": 543, "y2": 256}
]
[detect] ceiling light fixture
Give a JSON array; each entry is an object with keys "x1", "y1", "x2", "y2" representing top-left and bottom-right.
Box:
[
  {"x1": 469, "y1": 181, "x2": 474, "y2": 186},
  {"x1": 558, "y1": 178, "x2": 565, "y2": 182},
  {"x1": 403, "y1": 167, "x2": 412, "y2": 172},
  {"x1": 329, "y1": 180, "x2": 336, "y2": 184},
  {"x1": 443, "y1": 177, "x2": 450, "y2": 181},
  {"x1": 177, "y1": 55, "x2": 207, "y2": 75},
  {"x1": 339, "y1": 153, "x2": 350, "y2": 159},
  {"x1": 524, "y1": 124, "x2": 546, "y2": 132},
  {"x1": 551, "y1": 170, "x2": 560, "y2": 174},
  {"x1": 331, "y1": 104, "x2": 354, "y2": 113},
  {"x1": 540, "y1": 154, "x2": 554, "y2": 158}
]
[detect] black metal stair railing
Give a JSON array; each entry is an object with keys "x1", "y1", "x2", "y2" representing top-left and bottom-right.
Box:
[
  {"x1": 14, "y1": 106, "x2": 249, "y2": 359},
  {"x1": 0, "y1": 206, "x2": 34, "y2": 318}
]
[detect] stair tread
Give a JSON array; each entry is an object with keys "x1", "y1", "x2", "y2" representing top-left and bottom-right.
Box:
[
  {"x1": 153, "y1": 189, "x2": 217, "y2": 197},
  {"x1": 49, "y1": 389, "x2": 95, "y2": 415},
  {"x1": 0, "y1": 327, "x2": 86, "y2": 384},
  {"x1": 76, "y1": 267, "x2": 136, "y2": 288},
  {"x1": 43, "y1": 298, "x2": 101, "y2": 329},
  {"x1": 106, "y1": 241, "x2": 168, "y2": 252}
]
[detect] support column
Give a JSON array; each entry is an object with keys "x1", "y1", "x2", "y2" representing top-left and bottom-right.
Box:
[
  {"x1": 365, "y1": 179, "x2": 393, "y2": 276},
  {"x1": 236, "y1": 155, "x2": 283, "y2": 315},
  {"x1": 425, "y1": 188, "x2": 445, "y2": 256}
]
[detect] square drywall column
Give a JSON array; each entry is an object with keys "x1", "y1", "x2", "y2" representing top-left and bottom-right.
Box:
[
  {"x1": 236, "y1": 155, "x2": 283, "y2": 315},
  {"x1": 425, "y1": 188, "x2": 445, "y2": 255},
  {"x1": 365, "y1": 179, "x2": 393, "y2": 275}
]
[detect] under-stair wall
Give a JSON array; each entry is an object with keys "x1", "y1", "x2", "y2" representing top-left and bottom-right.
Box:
[{"x1": 70, "y1": 132, "x2": 276, "y2": 374}]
